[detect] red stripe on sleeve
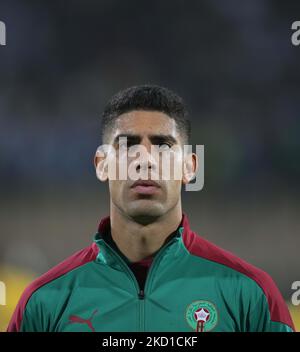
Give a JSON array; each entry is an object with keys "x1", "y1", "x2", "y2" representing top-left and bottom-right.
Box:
[
  {"x1": 181, "y1": 214, "x2": 295, "y2": 331},
  {"x1": 7, "y1": 243, "x2": 98, "y2": 332}
]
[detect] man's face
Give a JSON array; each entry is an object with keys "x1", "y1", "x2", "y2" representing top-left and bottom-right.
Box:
[{"x1": 96, "y1": 110, "x2": 187, "y2": 224}]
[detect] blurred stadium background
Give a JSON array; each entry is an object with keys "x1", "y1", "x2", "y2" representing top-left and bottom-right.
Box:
[{"x1": 0, "y1": 0, "x2": 299, "y2": 331}]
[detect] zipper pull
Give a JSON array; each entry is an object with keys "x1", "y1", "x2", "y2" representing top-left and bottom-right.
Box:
[{"x1": 138, "y1": 289, "x2": 145, "y2": 299}]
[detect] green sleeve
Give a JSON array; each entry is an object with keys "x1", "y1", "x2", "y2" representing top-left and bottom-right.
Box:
[
  {"x1": 248, "y1": 293, "x2": 294, "y2": 332},
  {"x1": 20, "y1": 293, "x2": 47, "y2": 332}
]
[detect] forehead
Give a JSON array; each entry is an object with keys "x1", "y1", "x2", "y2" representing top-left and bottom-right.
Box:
[{"x1": 109, "y1": 110, "x2": 180, "y2": 142}]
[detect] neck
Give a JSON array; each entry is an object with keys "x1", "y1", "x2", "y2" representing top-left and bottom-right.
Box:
[{"x1": 110, "y1": 202, "x2": 182, "y2": 262}]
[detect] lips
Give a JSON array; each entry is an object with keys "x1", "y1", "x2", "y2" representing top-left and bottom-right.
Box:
[{"x1": 130, "y1": 180, "x2": 160, "y2": 195}]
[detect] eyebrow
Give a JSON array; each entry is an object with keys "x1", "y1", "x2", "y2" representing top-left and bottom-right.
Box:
[
  {"x1": 113, "y1": 134, "x2": 140, "y2": 145},
  {"x1": 112, "y1": 134, "x2": 178, "y2": 145},
  {"x1": 149, "y1": 134, "x2": 178, "y2": 145}
]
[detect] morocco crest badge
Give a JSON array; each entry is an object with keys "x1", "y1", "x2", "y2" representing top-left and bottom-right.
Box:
[{"x1": 185, "y1": 300, "x2": 218, "y2": 332}]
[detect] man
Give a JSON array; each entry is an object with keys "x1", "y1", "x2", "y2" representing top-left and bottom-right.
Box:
[{"x1": 8, "y1": 85, "x2": 295, "y2": 332}]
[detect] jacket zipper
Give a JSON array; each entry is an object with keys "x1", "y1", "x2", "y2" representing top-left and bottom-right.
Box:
[{"x1": 101, "y1": 236, "x2": 179, "y2": 331}]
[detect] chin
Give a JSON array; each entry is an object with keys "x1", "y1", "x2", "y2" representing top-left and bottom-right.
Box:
[{"x1": 126, "y1": 202, "x2": 165, "y2": 225}]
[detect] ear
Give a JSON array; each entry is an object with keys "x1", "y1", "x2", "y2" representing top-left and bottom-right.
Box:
[
  {"x1": 182, "y1": 152, "x2": 198, "y2": 185},
  {"x1": 94, "y1": 146, "x2": 109, "y2": 182}
]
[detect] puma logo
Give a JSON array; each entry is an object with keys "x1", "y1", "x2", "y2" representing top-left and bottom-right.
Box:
[{"x1": 68, "y1": 309, "x2": 98, "y2": 332}]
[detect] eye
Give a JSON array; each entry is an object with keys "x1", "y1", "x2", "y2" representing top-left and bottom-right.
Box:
[
  {"x1": 158, "y1": 143, "x2": 172, "y2": 149},
  {"x1": 127, "y1": 141, "x2": 139, "y2": 148},
  {"x1": 118, "y1": 141, "x2": 138, "y2": 149}
]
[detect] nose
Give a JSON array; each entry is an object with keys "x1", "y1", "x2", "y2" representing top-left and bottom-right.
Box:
[
  {"x1": 136, "y1": 159, "x2": 154, "y2": 172},
  {"x1": 135, "y1": 150, "x2": 157, "y2": 173},
  {"x1": 130, "y1": 141, "x2": 158, "y2": 175}
]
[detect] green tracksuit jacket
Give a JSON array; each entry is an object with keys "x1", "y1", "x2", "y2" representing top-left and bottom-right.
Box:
[{"x1": 7, "y1": 214, "x2": 294, "y2": 332}]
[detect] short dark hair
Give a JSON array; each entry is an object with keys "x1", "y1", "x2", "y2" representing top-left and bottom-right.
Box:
[{"x1": 101, "y1": 84, "x2": 191, "y2": 144}]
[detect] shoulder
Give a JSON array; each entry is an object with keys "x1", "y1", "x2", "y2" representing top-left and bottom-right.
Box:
[
  {"x1": 182, "y1": 229, "x2": 294, "y2": 330},
  {"x1": 7, "y1": 243, "x2": 98, "y2": 332},
  {"x1": 184, "y1": 230, "x2": 273, "y2": 289}
]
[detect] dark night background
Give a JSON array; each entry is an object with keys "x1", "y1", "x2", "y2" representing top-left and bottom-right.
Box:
[{"x1": 0, "y1": 0, "x2": 299, "y2": 330}]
